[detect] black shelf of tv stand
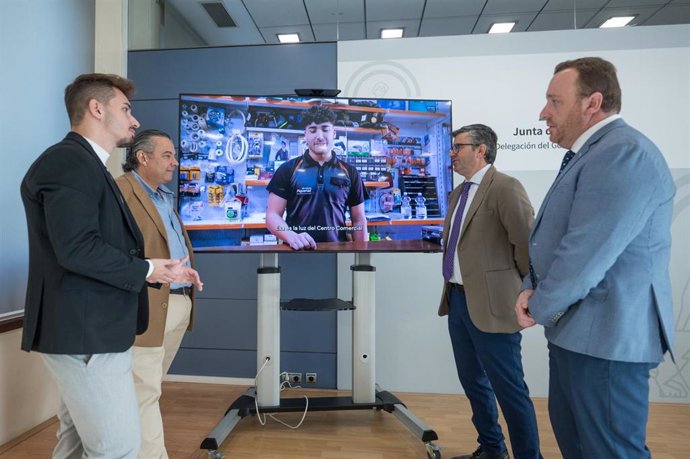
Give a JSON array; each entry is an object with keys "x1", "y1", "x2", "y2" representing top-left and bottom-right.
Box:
[{"x1": 280, "y1": 298, "x2": 355, "y2": 311}]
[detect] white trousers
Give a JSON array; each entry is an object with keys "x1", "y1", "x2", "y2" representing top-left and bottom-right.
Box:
[
  {"x1": 41, "y1": 349, "x2": 140, "y2": 459},
  {"x1": 132, "y1": 293, "x2": 192, "y2": 459}
]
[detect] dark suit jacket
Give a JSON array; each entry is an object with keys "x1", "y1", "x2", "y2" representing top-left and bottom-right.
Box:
[
  {"x1": 21, "y1": 132, "x2": 150, "y2": 354},
  {"x1": 116, "y1": 172, "x2": 195, "y2": 347},
  {"x1": 438, "y1": 166, "x2": 534, "y2": 333}
]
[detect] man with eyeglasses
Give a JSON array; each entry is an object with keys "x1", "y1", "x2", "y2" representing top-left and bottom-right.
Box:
[{"x1": 439, "y1": 124, "x2": 541, "y2": 459}]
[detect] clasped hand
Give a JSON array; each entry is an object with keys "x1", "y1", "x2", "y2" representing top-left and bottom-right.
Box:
[
  {"x1": 148, "y1": 256, "x2": 203, "y2": 291},
  {"x1": 515, "y1": 288, "x2": 535, "y2": 328}
]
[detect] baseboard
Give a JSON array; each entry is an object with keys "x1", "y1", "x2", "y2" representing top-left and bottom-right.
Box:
[
  {"x1": 164, "y1": 374, "x2": 254, "y2": 385},
  {"x1": 0, "y1": 416, "x2": 57, "y2": 454}
]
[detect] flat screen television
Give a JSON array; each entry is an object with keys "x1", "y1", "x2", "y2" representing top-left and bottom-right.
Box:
[{"x1": 177, "y1": 94, "x2": 453, "y2": 252}]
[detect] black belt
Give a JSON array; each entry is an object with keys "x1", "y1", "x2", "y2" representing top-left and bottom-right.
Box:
[
  {"x1": 170, "y1": 286, "x2": 192, "y2": 295},
  {"x1": 450, "y1": 283, "x2": 464, "y2": 292}
]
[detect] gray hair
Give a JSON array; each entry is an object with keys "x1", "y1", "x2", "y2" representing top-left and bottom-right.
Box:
[
  {"x1": 451, "y1": 123, "x2": 497, "y2": 164},
  {"x1": 122, "y1": 129, "x2": 172, "y2": 172}
]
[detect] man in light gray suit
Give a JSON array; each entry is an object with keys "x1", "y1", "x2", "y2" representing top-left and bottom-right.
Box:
[{"x1": 515, "y1": 57, "x2": 675, "y2": 458}]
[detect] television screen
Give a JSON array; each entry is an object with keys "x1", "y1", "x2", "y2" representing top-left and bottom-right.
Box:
[{"x1": 177, "y1": 94, "x2": 453, "y2": 252}]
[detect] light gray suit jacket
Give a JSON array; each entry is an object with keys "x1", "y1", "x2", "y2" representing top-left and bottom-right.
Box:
[
  {"x1": 526, "y1": 118, "x2": 675, "y2": 363},
  {"x1": 439, "y1": 166, "x2": 534, "y2": 333}
]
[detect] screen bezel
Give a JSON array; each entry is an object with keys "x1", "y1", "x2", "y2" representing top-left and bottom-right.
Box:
[{"x1": 177, "y1": 94, "x2": 452, "y2": 253}]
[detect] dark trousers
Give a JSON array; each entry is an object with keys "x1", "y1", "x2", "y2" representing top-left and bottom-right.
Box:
[
  {"x1": 548, "y1": 343, "x2": 657, "y2": 459},
  {"x1": 448, "y1": 287, "x2": 542, "y2": 459}
]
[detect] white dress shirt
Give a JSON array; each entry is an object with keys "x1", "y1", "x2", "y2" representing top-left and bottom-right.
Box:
[
  {"x1": 449, "y1": 163, "x2": 491, "y2": 285},
  {"x1": 84, "y1": 136, "x2": 155, "y2": 278}
]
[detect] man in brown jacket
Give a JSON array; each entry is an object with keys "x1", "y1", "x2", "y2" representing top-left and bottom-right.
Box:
[
  {"x1": 116, "y1": 129, "x2": 202, "y2": 459},
  {"x1": 439, "y1": 124, "x2": 541, "y2": 459}
]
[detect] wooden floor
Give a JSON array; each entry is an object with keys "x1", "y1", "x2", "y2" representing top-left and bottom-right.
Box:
[{"x1": 2, "y1": 382, "x2": 689, "y2": 458}]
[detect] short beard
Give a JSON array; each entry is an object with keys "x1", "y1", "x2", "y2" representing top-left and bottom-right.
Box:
[{"x1": 116, "y1": 137, "x2": 133, "y2": 148}]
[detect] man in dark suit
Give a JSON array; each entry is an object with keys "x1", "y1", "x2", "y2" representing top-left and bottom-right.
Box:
[
  {"x1": 439, "y1": 124, "x2": 540, "y2": 459},
  {"x1": 20, "y1": 73, "x2": 201, "y2": 458},
  {"x1": 516, "y1": 57, "x2": 675, "y2": 457}
]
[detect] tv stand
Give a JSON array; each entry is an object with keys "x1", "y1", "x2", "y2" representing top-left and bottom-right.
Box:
[{"x1": 201, "y1": 253, "x2": 442, "y2": 459}]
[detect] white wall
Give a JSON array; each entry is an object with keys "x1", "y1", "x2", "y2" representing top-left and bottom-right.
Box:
[
  {"x1": 161, "y1": 3, "x2": 206, "y2": 49},
  {"x1": 0, "y1": 330, "x2": 58, "y2": 445},
  {"x1": 0, "y1": 0, "x2": 95, "y2": 316},
  {"x1": 0, "y1": 0, "x2": 95, "y2": 445},
  {"x1": 336, "y1": 25, "x2": 690, "y2": 404}
]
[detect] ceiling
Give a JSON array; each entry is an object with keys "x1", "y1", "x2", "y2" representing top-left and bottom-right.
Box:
[{"x1": 164, "y1": 0, "x2": 690, "y2": 46}]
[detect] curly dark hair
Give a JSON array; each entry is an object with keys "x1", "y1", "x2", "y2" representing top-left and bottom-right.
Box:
[{"x1": 302, "y1": 104, "x2": 337, "y2": 126}]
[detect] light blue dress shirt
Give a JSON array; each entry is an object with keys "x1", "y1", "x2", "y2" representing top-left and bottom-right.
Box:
[{"x1": 132, "y1": 171, "x2": 191, "y2": 289}]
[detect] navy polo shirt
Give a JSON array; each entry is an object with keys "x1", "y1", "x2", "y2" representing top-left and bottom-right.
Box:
[{"x1": 267, "y1": 151, "x2": 369, "y2": 242}]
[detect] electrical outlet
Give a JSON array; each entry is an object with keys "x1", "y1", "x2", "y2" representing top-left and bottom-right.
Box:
[
  {"x1": 285, "y1": 372, "x2": 302, "y2": 384},
  {"x1": 305, "y1": 372, "x2": 317, "y2": 384}
]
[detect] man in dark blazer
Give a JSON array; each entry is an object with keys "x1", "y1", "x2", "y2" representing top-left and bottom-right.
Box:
[
  {"x1": 116, "y1": 130, "x2": 199, "y2": 458},
  {"x1": 20, "y1": 73, "x2": 201, "y2": 458},
  {"x1": 516, "y1": 57, "x2": 675, "y2": 457},
  {"x1": 439, "y1": 124, "x2": 540, "y2": 459}
]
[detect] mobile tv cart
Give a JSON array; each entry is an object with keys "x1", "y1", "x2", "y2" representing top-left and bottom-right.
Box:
[{"x1": 200, "y1": 242, "x2": 442, "y2": 459}]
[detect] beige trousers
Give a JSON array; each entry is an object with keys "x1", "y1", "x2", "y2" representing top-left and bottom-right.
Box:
[{"x1": 132, "y1": 293, "x2": 192, "y2": 459}]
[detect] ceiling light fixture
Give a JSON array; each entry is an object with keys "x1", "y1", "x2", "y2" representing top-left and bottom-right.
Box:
[
  {"x1": 381, "y1": 28, "x2": 404, "y2": 39},
  {"x1": 488, "y1": 22, "x2": 516, "y2": 34},
  {"x1": 600, "y1": 16, "x2": 635, "y2": 28},
  {"x1": 278, "y1": 33, "x2": 300, "y2": 43}
]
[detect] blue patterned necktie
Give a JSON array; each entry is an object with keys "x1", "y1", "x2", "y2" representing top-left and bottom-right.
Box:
[
  {"x1": 559, "y1": 150, "x2": 576, "y2": 174},
  {"x1": 443, "y1": 181, "x2": 472, "y2": 282}
]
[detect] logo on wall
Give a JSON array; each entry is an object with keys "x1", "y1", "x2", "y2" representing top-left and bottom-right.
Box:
[
  {"x1": 343, "y1": 61, "x2": 421, "y2": 98},
  {"x1": 651, "y1": 172, "x2": 690, "y2": 402}
]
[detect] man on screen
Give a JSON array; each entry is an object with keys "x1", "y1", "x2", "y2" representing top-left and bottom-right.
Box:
[
  {"x1": 266, "y1": 104, "x2": 369, "y2": 250},
  {"x1": 274, "y1": 140, "x2": 289, "y2": 161}
]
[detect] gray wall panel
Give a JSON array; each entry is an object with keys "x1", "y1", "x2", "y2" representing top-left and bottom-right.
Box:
[
  {"x1": 128, "y1": 99, "x2": 180, "y2": 144},
  {"x1": 129, "y1": 43, "x2": 339, "y2": 387},
  {"x1": 181, "y1": 298, "x2": 337, "y2": 353},
  {"x1": 279, "y1": 352, "x2": 337, "y2": 389},
  {"x1": 193, "y1": 253, "x2": 260, "y2": 299},
  {"x1": 129, "y1": 43, "x2": 337, "y2": 100},
  {"x1": 181, "y1": 298, "x2": 257, "y2": 349},
  {"x1": 281, "y1": 310, "x2": 337, "y2": 353},
  {"x1": 170, "y1": 347, "x2": 336, "y2": 388},
  {"x1": 279, "y1": 253, "x2": 338, "y2": 300},
  {"x1": 169, "y1": 348, "x2": 257, "y2": 378}
]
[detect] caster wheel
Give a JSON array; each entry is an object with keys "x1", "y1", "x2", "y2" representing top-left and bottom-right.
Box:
[
  {"x1": 207, "y1": 450, "x2": 225, "y2": 459},
  {"x1": 425, "y1": 442, "x2": 441, "y2": 459}
]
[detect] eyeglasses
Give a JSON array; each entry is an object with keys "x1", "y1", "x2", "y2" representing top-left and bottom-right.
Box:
[{"x1": 451, "y1": 143, "x2": 477, "y2": 153}]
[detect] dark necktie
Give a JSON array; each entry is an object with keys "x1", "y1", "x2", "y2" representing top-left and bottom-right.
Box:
[
  {"x1": 443, "y1": 181, "x2": 472, "y2": 282},
  {"x1": 559, "y1": 150, "x2": 576, "y2": 174}
]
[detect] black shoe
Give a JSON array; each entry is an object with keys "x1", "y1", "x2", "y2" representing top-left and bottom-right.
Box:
[{"x1": 451, "y1": 446, "x2": 510, "y2": 459}]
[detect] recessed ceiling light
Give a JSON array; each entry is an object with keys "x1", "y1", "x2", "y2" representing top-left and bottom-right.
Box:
[
  {"x1": 600, "y1": 16, "x2": 635, "y2": 28},
  {"x1": 381, "y1": 28, "x2": 404, "y2": 39},
  {"x1": 278, "y1": 33, "x2": 300, "y2": 43},
  {"x1": 488, "y1": 22, "x2": 516, "y2": 34}
]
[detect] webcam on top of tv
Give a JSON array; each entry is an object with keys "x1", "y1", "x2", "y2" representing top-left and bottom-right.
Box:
[{"x1": 294, "y1": 89, "x2": 341, "y2": 97}]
